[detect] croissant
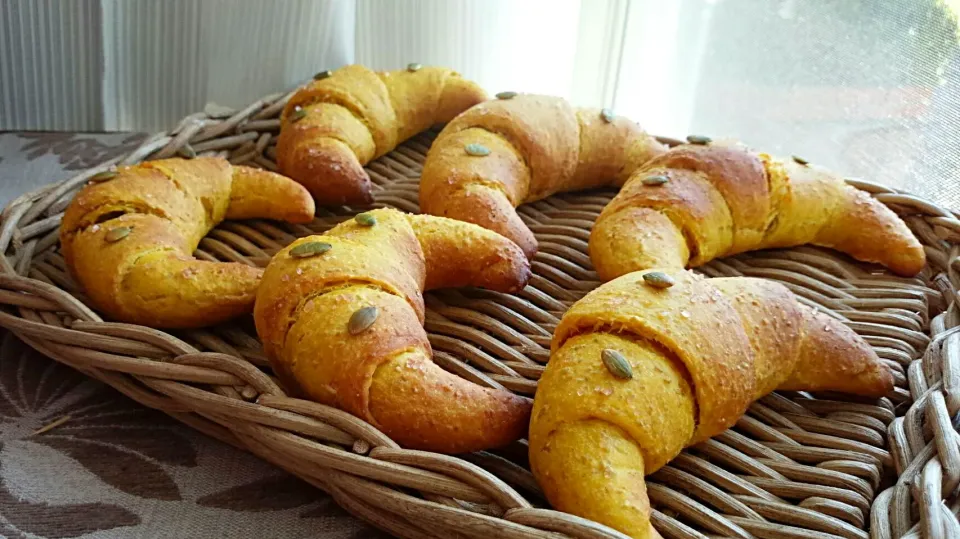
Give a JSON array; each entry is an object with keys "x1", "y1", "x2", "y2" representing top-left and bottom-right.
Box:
[
  {"x1": 60, "y1": 157, "x2": 315, "y2": 328},
  {"x1": 590, "y1": 140, "x2": 926, "y2": 280},
  {"x1": 528, "y1": 269, "x2": 894, "y2": 538},
  {"x1": 254, "y1": 208, "x2": 532, "y2": 452},
  {"x1": 419, "y1": 94, "x2": 667, "y2": 258},
  {"x1": 277, "y1": 64, "x2": 488, "y2": 206}
]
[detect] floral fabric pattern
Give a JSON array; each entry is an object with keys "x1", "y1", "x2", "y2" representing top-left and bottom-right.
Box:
[
  {"x1": 16, "y1": 133, "x2": 147, "y2": 171},
  {"x1": 0, "y1": 333, "x2": 383, "y2": 539}
]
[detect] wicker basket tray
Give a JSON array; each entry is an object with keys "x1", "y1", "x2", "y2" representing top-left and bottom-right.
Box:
[{"x1": 1, "y1": 88, "x2": 958, "y2": 539}]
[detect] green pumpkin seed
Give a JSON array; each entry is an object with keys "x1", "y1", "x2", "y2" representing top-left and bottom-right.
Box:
[
  {"x1": 354, "y1": 213, "x2": 377, "y2": 227},
  {"x1": 600, "y1": 108, "x2": 615, "y2": 123},
  {"x1": 465, "y1": 143, "x2": 490, "y2": 157},
  {"x1": 288, "y1": 108, "x2": 308, "y2": 123},
  {"x1": 642, "y1": 174, "x2": 669, "y2": 186},
  {"x1": 348, "y1": 306, "x2": 379, "y2": 335},
  {"x1": 686, "y1": 134, "x2": 712, "y2": 145},
  {"x1": 642, "y1": 271, "x2": 675, "y2": 289},
  {"x1": 104, "y1": 226, "x2": 131, "y2": 243},
  {"x1": 765, "y1": 215, "x2": 780, "y2": 234},
  {"x1": 313, "y1": 70, "x2": 332, "y2": 81},
  {"x1": 496, "y1": 91, "x2": 518, "y2": 100},
  {"x1": 407, "y1": 63, "x2": 422, "y2": 72},
  {"x1": 601, "y1": 349, "x2": 633, "y2": 380},
  {"x1": 290, "y1": 241, "x2": 332, "y2": 258},
  {"x1": 90, "y1": 170, "x2": 118, "y2": 182},
  {"x1": 792, "y1": 155, "x2": 809, "y2": 166}
]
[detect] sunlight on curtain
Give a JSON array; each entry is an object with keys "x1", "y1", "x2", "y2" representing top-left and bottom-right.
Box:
[
  {"x1": 613, "y1": 0, "x2": 714, "y2": 138},
  {"x1": 356, "y1": 0, "x2": 584, "y2": 100}
]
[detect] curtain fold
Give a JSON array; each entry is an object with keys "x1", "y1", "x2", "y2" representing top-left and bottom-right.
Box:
[
  {"x1": 1, "y1": 0, "x2": 355, "y2": 132},
  {"x1": 0, "y1": 0, "x2": 104, "y2": 131},
  {"x1": 101, "y1": 0, "x2": 354, "y2": 131}
]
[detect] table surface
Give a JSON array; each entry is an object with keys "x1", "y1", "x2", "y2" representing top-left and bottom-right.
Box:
[{"x1": 0, "y1": 132, "x2": 385, "y2": 539}]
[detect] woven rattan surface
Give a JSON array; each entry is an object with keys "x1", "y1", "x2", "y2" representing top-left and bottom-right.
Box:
[{"x1": 1, "y1": 89, "x2": 959, "y2": 539}]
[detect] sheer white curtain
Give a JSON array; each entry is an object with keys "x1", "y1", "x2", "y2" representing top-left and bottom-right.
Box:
[
  {"x1": 0, "y1": 0, "x2": 355, "y2": 131},
  {"x1": 0, "y1": 0, "x2": 655, "y2": 131},
  {"x1": 100, "y1": 0, "x2": 355, "y2": 131},
  {"x1": 356, "y1": 0, "x2": 583, "y2": 100},
  {"x1": 2, "y1": 0, "x2": 957, "y2": 206}
]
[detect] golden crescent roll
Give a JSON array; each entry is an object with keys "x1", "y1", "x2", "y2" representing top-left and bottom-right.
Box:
[
  {"x1": 276, "y1": 64, "x2": 488, "y2": 206},
  {"x1": 589, "y1": 141, "x2": 926, "y2": 280},
  {"x1": 529, "y1": 269, "x2": 894, "y2": 538},
  {"x1": 60, "y1": 157, "x2": 315, "y2": 328},
  {"x1": 419, "y1": 94, "x2": 667, "y2": 258},
  {"x1": 254, "y1": 208, "x2": 532, "y2": 453}
]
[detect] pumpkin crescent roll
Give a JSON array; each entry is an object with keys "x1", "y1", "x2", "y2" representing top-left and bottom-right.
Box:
[
  {"x1": 589, "y1": 141, "x2": 926, "y2": 281},
  {"x1": 276, "y1": 64, "x2": 488, "y2": 206},
  {"x1": 254, "y1": 208, "x2": 533, "y2": 453},
  {"x1": 60, "y1": 157, "x2": 315, "y2": 329},
  {"x1": 419, "y1": 94, "x2": 668, "y2": 259},
  {"x1": 529, "y1": 269, "x2": 894, "y2": 539}
]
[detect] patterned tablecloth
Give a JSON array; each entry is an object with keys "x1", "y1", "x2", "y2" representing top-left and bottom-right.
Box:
[{"x1": 0, "y1": 132, "x2": 386, "y2": 539}]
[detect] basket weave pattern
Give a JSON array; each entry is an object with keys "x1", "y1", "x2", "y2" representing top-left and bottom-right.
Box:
[{"x1": 1, "y1": 89, "x2": 958, "y2": 539}]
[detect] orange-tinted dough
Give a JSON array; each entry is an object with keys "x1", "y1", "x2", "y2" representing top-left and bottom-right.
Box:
[
  {"x1": 530, "y1": 269, "x2": 893, "y2": 538},
  {"x1": 419, "y1": 94, "x2": 667, "y2": 258},
  {"x1": 60, "y1": 157, "x2": 315, "y2": 328},
  {"x1": 277, "y1": 64, "x2": 487, "y2": 206},
  {"x1": 254, "y1": 208, "x2": 532, "y2": 453},
  {"x1": 590, "y1": 143, "x2": 925, "y2": 280}
]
